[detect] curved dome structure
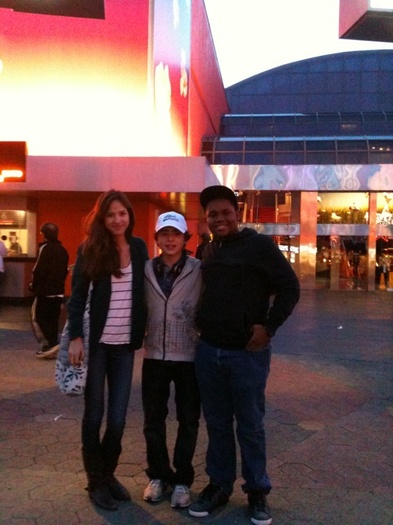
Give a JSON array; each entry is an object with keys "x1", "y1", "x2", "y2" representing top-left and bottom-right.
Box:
[{"x1": 226, "y1": 50, "x2": 393, "y2": 114}]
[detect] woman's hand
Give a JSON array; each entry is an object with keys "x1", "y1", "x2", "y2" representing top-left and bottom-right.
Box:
[{"x1": 68, "y1": 337, "x2": 85, "y2": 366}]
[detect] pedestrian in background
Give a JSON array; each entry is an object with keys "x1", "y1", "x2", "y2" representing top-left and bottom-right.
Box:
[
  {"x1": 30, "y1": 223, "x2": 69, "y2": 358},
  {"x1": 67, "y1": 190, "x2": 148, "y2": 511},
  {"x1": 189, "y1": 186, "x2": 300, "y2": 525},
  {"x1": 142, "y1": 211, "x2": 202, "y2": 509}
]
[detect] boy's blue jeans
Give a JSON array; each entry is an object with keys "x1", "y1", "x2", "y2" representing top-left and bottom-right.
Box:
[{"x1": 195, "y1": 340, "x2": 272, "y2": 495}]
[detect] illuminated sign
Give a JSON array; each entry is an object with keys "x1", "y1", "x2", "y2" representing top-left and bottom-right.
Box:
[
  {"x1": 0, "y1": 142, "x2": 26, "y2": 182},
  {"x1": 0, "y1": 210, "x2": 26, "y2": 227}
]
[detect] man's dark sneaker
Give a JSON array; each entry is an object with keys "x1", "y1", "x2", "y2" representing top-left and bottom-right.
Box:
[
  {"x1": 188, "y1": 483, "x2": 229, "y2": 517},
  {"x1": 248, "y1": 491, "x2": 272, "y2": 525}
]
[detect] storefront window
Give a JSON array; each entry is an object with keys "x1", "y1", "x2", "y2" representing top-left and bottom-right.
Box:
[
  {"x1": 376, "y1": 236, "x2": 393, "y2": 289},
  {"x1": 375, "y1": 192, "x2": 393, "y2": 290},
  {"x1": 316, "y1": 193, "x2": 370, "y2": 290},
  {"x1": 237, "y1": 191, "x2": 300, "y2": 276},
  {"x1": 0, "y1": 210, "x2": 36, "y2": 257},
  {"x1": 316, "y1": 235, "x2": 368, "y2": 290},
  {"x1": 376, "y1": 192, "x2": 393, "y2": 226},
  {"x1": 238, "y1": 191, "x2": 300, "y2": 224},
  {"x1": 317, "y1": 192, "x2": 369, "y2": 224},
  {"x1": 275, "y1": 235, "x2": 299, "y2": 267}
]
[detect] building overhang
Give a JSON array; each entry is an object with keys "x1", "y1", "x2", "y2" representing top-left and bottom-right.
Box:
[
  {"x1": 210, "y1": 164, "x2": 393, "y2": 192},
  {"x1": 339, "y1": 0, "x2": 393, "y2": 42},
  {"x1": 0, "y1": 156, "x2": 220, "y2": 194}
]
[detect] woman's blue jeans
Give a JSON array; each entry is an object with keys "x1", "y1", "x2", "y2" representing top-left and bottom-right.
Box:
[
  {"x1": 195, "y1": 340, "x2": 272, "y2": 495},
  {"x1": 82, "y1": 343, "x2": 135, "y2": 462}
]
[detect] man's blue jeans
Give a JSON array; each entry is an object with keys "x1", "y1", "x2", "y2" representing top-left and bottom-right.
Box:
[
  {"x1": 195, "y1": 340, "x2": 272, "y2": 495},
  {"x1": 82, "y1": 343, "x2": 135, "y2": 461}
]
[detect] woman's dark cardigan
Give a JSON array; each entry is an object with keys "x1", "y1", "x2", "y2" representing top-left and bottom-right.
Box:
[{"x1": 67, "y1": 236, "x2": 148, "y2": 351}]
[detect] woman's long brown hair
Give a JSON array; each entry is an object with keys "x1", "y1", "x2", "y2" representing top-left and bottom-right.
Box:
[{"x1": 81, "y1": 190, "x2": 135, "y2": 280}]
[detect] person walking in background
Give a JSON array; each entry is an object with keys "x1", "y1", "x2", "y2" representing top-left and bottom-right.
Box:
[
  {"x1": 195, "y1": 232, "x2": 211, "y2": 260},
  {"x1": 0, "y1": 235, "x2": 8, "y2": 304},
  {"x1": 67, "y1": 190, "x2": 148, "y2": 512},
  {"x1": 142, "y1": 212, "x2": 202, "y2": 509},
  {"x1": 30, "y1": 223, "x2": 69, "y2": 358},
  {"x1": 188, "y1": 186, "x2": 300, "y2": 525}
]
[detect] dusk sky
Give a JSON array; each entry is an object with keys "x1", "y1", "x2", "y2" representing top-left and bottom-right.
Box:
[{"x1": 204, "y1": 0, "x2": 393, "y2": 87}]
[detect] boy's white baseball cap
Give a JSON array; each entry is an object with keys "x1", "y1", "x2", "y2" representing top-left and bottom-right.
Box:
[{"x1": 155, "y1": 211, "x2": 187, "y2": 233}]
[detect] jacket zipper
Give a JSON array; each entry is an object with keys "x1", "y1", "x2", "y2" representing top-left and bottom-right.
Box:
[{"x1": 162, "y1": 299, "x2": 168, "y2": 360}]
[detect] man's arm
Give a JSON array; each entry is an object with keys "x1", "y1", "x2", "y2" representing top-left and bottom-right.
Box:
[{"x1": 258, "y1": 236, "x2": 300, "y2": 336}]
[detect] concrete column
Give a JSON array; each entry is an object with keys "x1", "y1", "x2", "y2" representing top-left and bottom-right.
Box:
[{"x1": 299, "y1": 192, "x2": 318, "y2": 290}]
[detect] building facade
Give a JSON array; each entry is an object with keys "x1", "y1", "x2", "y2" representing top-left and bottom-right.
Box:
[
  {"x1": 203, "y1": 50, "x2": 393, "y2": 291},
  {"x1": 1, "y1": 1, "x2": 392, "y2": 298},
  {"x1": 0, "y1": 0, "x2": 228, "y2": 298}
]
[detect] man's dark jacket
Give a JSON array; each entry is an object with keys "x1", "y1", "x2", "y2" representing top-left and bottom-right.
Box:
[
  {"x1": 31, "y1": 240, "x2": 69, "y2": 296},
  {"x1": 197, "y1": 227, "x2": 300, "y2": 349}
]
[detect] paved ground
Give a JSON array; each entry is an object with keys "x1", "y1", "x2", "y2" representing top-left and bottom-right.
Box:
[{"x1": 0, "y1": 290, "x2": 392, "y2": 525}]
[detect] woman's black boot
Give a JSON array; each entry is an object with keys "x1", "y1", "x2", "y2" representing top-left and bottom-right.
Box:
[{"x1": 82, "y1": 449, "x2": 118, "y2": 511}]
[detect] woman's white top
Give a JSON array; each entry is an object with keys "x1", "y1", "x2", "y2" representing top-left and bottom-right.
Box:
[{"x1": 99, "y1": 263, "x2": 132, "y2": 345}]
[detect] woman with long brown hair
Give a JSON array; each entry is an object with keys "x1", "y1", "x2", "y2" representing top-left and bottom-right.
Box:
[{"x1": 67, "y1": 190, "x2": 148, "y2": 511}]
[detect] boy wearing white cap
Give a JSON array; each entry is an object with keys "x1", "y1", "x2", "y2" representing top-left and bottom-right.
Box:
[{"x1": 142, "y1": 211, "x2": 202, "y2": 509}]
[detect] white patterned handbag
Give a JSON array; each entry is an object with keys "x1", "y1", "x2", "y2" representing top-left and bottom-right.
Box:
[{"x1": 55, "y1": 284, "x2": 92, "y2": 396}]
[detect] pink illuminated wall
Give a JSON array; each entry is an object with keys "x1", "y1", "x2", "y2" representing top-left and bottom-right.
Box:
[
  {"x1": 152, "y1": 0, "x2": 191, "y2": 156},
  {"x1": 339, "y1": 0, "x2": 369, "y2": 37},
  {"x1": 188, "y1": 0, "x2": 229, "y2": 155},
  {"x1": 0, "y1": 0, "x2": 227, "y2": 158},
  {"x1": 0, "y1": 0, "x2": 167, "y2": 156},
  {"x1": 0, "y1": 0, "x2": 105, "y2": 19}
]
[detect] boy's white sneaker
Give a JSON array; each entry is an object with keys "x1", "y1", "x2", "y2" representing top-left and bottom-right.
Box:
[
  {"x1": 143, "y1": 479, "x2": 165, "y2": 502},
  {"x1": 171, "y1": 484, "x2": 191, "y2": 508}
]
